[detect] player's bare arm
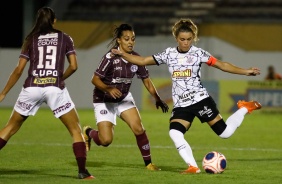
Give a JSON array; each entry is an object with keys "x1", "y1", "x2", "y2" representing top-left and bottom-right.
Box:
[
  {"x1": 91, "y1": 74, "x2": 122, "y2": 99},
  {"x1": 111, "y1": 49, "x2": 155, "y2": 66},
  {"x1": 63, "y1": 54, "x2": 78, "y2": 80},
  {"x1": 212, "y1": 59, "x2": 260, "y2": 76},
  {"x1": 0, "y1": 58, "x2": 27, "y2": 102}
]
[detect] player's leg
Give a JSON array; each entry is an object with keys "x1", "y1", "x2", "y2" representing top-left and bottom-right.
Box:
[
  {"x1": 120, "y1": 107, "x2": 160, "y2": 170},
  {"x1": 208, "y1": 100, "x2": 261, "y2": 138},
  {"x1": 169, "y1": 118, "x2": 200, "y2": 174},
  {"x1": 48, "y1": 87, "x2": 94, "y2": 179},
  {"x1": 118, "y1": 93, "x2": 160, "y2": 170},
  {"x1": 59, "y1": 108, "x2": 94, "y2": 179},
  {"x1": 83, "y1": 102, "x2": 115, "y2": 149},
  {"x1": 0, "y1": 110, "x2": 27, "y2": 149},
  {"x1": 0, "y1": 87, "x2": 41, "y2": 149}
]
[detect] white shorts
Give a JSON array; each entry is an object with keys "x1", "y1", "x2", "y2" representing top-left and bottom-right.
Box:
[
  {"x1": 14, "y1": 87, "x2": 75, "y2": 118},
  {"x1": 93, "y1": 92, "x2": 136, "y2": 125}
]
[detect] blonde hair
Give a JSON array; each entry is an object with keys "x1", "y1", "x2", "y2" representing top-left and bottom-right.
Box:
[{"x1": 172, "y1": 18, "x2": 199, "y2": 42}]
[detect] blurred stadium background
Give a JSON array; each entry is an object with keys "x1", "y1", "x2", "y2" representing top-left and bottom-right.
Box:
[{"x1": 0, "y1": 0, "x2": 282, "y2": 112}]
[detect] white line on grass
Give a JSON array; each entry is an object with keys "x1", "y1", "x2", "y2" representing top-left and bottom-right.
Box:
[{"x1": 8, "y1": 142, "x2": 282, "y2": 152}]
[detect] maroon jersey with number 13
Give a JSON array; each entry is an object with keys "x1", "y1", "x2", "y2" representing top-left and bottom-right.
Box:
[{"x1": 20, "y1": 31, "x2": 76, "y2": 90}]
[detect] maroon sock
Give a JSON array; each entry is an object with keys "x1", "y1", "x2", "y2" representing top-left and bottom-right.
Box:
[
  {"x1": 0, "y1": 138, "x2": 7, "y2": 150},
  {"x1": 135, "y1": 131, "x2": 152, "y2": 166},
  {"x1": 73, "y1": 142, "x2": 87, "y2": 173},
  {"x1": 89, "y1": 129, "x2": 101, "y2": 146}
]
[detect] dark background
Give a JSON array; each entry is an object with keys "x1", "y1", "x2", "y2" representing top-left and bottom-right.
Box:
[{"x1": 1, "y1": 0, "x2": 50, "y2": 48}]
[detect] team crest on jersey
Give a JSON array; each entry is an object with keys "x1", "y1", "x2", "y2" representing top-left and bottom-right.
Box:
[
  {"x1": 142, "y1": 143, "x2": 150, "y2": 150},
  {"x1": 100, "y1": 109, "x2": 108, "y2": 115},
  {"x1": 130, "y1": 65, "x2": 138, "y2": 72},
  {"x1": 186, "y1": 56, "x2": 194, "y2": 64}
]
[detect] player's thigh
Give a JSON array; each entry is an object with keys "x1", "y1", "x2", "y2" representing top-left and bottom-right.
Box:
[
  {"x1": 59, "y1": 108, "x2": 80, "y2": 130},
  {"x1": 59, "y1": 109, "x2": 83, "y2": 142},
  {"x1": 120, "y1": 107, "x2": 144, "y2": 134}
]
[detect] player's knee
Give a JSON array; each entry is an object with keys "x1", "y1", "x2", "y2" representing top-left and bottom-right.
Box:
[
  {"x1": 132, "y1": 126, "x2": 145, "y2": 135},
  {"x1": 210, "y1": 119, "x2": 227, "y2": 136},
  {"x1": 100, "y1": 137, "x2": 113, "y2": 146},
  {"x1": 169, "y1": 122, "x2": 186, "y2": 134}
]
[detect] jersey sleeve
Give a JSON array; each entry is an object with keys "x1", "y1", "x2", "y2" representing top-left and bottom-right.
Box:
[
  {"x1": 136, "y1": 65, "x2": 149, "y2": 79},
  {"x1": 64, "y1": 34, "x2": 76, "y2": 56},
  {"x1": 95, "y1": 52, "x2": 112, "y2": 79},
  {"x1": 152, "y1": 48, "x2": 171, "y2": 65},
  {"x1": 196, "y1": 48, "x2": 217, "y2": 66}
]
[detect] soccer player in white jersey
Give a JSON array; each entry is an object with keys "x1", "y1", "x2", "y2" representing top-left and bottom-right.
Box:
[
  {"x1": 0, "y1": 7, "x2": 94, "y2": 179},
  {"x1": 112, "y1": 18, "x2": 262, "y2": 174}
]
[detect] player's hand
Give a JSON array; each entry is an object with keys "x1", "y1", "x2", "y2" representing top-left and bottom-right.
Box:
[
  {"x1": 106, "y1": 87, "x2": 122, "y2": 99},
  {"x1": 246, "y1": 67, "x2": 260, "y2": 76},
  {"x1": 156, "y1": 100, "x2": 169, "y2": 113},
  {"x1": 111, "y1": 49, "x2": 122, "y2": 56}
]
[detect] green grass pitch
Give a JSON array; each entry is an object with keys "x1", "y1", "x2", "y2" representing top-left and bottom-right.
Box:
[{"x1": 0, "y1": 108, "x2": 281, "y2": 184}]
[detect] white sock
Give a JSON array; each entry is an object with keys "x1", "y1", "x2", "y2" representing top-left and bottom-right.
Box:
[
  {"x1": 169, "y1": 129, "x2": 198, "y2": 167},
  {"x1": 219, "y1": 107, "x2": 248, "y2": 138}
]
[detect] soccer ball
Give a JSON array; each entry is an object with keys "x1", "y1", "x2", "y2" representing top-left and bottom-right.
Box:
[{"x1": 202, "y1": 151, "x2": 227, "y2": 174}]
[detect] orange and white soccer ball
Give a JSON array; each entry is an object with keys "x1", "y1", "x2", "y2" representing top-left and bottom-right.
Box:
[{"x1": 202, "y1": 151, "x2": 227, "y2": 174}]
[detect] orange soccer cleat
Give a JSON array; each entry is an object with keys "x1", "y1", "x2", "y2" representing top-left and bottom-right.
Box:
[
  {"x1": 181, "y1": 165, "x2": 201, "y2": 174},
  {"x1": 237, "y1": 100, "x2": 262, "y2": 113}
]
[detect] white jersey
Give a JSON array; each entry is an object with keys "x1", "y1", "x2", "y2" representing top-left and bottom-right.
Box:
[{"x1": 153, "y1": 45, "x2": 216, "y2": 108}]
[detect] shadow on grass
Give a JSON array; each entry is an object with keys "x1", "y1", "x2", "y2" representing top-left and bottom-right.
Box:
[
  {"x1": 0, "y1": 168, "x2": 77, "y2": 179},
  {"x1": 84, "y1": 160, "x2": 185, "y2": 173}
]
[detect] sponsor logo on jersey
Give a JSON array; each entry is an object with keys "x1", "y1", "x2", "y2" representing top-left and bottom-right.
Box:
[
  {"x1": 38, "y1": 37, "x2": 58, "y2": 46},
  {"x1": 179, "y1": 91, "x2": 196, "y2": 102},
  {"x1": 32, "y1": 69, "x2": 58, "y2": 77},
  {"x1": 198, "y1": 106, "x2": 213, "y2": 117},
  {"x1": 53, "y1": 102, "x2": 72, "y2": 115},
  {"x1": 172, "y1": 69, "x2": 191, "y2": 78},
  {"x1": 33, "y1": 77, "x2": 57, "y2": 84},
  {"x1": 16, "y1": 100, "x2": 32, "y2": 110},
  {"x1": 112, "y1": 77, "x2": 132, "y2": 84},
  {"x1": 114, "y1": 66, "x2": 122, "y2": 71}
]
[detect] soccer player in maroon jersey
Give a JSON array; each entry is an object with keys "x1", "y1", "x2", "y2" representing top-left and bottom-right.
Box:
[
  {"x1": 0, "y1": 7, "x2": 94, "y2": 179},
  {"x1": 83, "y1": 24, "x2": 169, "y2": 171},
  {"x1": 111, "y1": 19, "x2": 262, "y2": 174}
]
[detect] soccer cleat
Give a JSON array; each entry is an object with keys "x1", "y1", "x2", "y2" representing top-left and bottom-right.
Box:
[
  {"x1": 237, "y1": 100, "x2": 262, "y2": 113},
  {"x1": 146, "y1": 163, "x2": 161, "y2": 171},
  {"x1": 78, "y1": 169, "x2": 95, "y2": 179},
  {"x1": 83, "y1": 126, "x2": 92, "y2": 151},
  {"x1": 181, "y1": 166, "x2": 201, "y2": 174}
]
